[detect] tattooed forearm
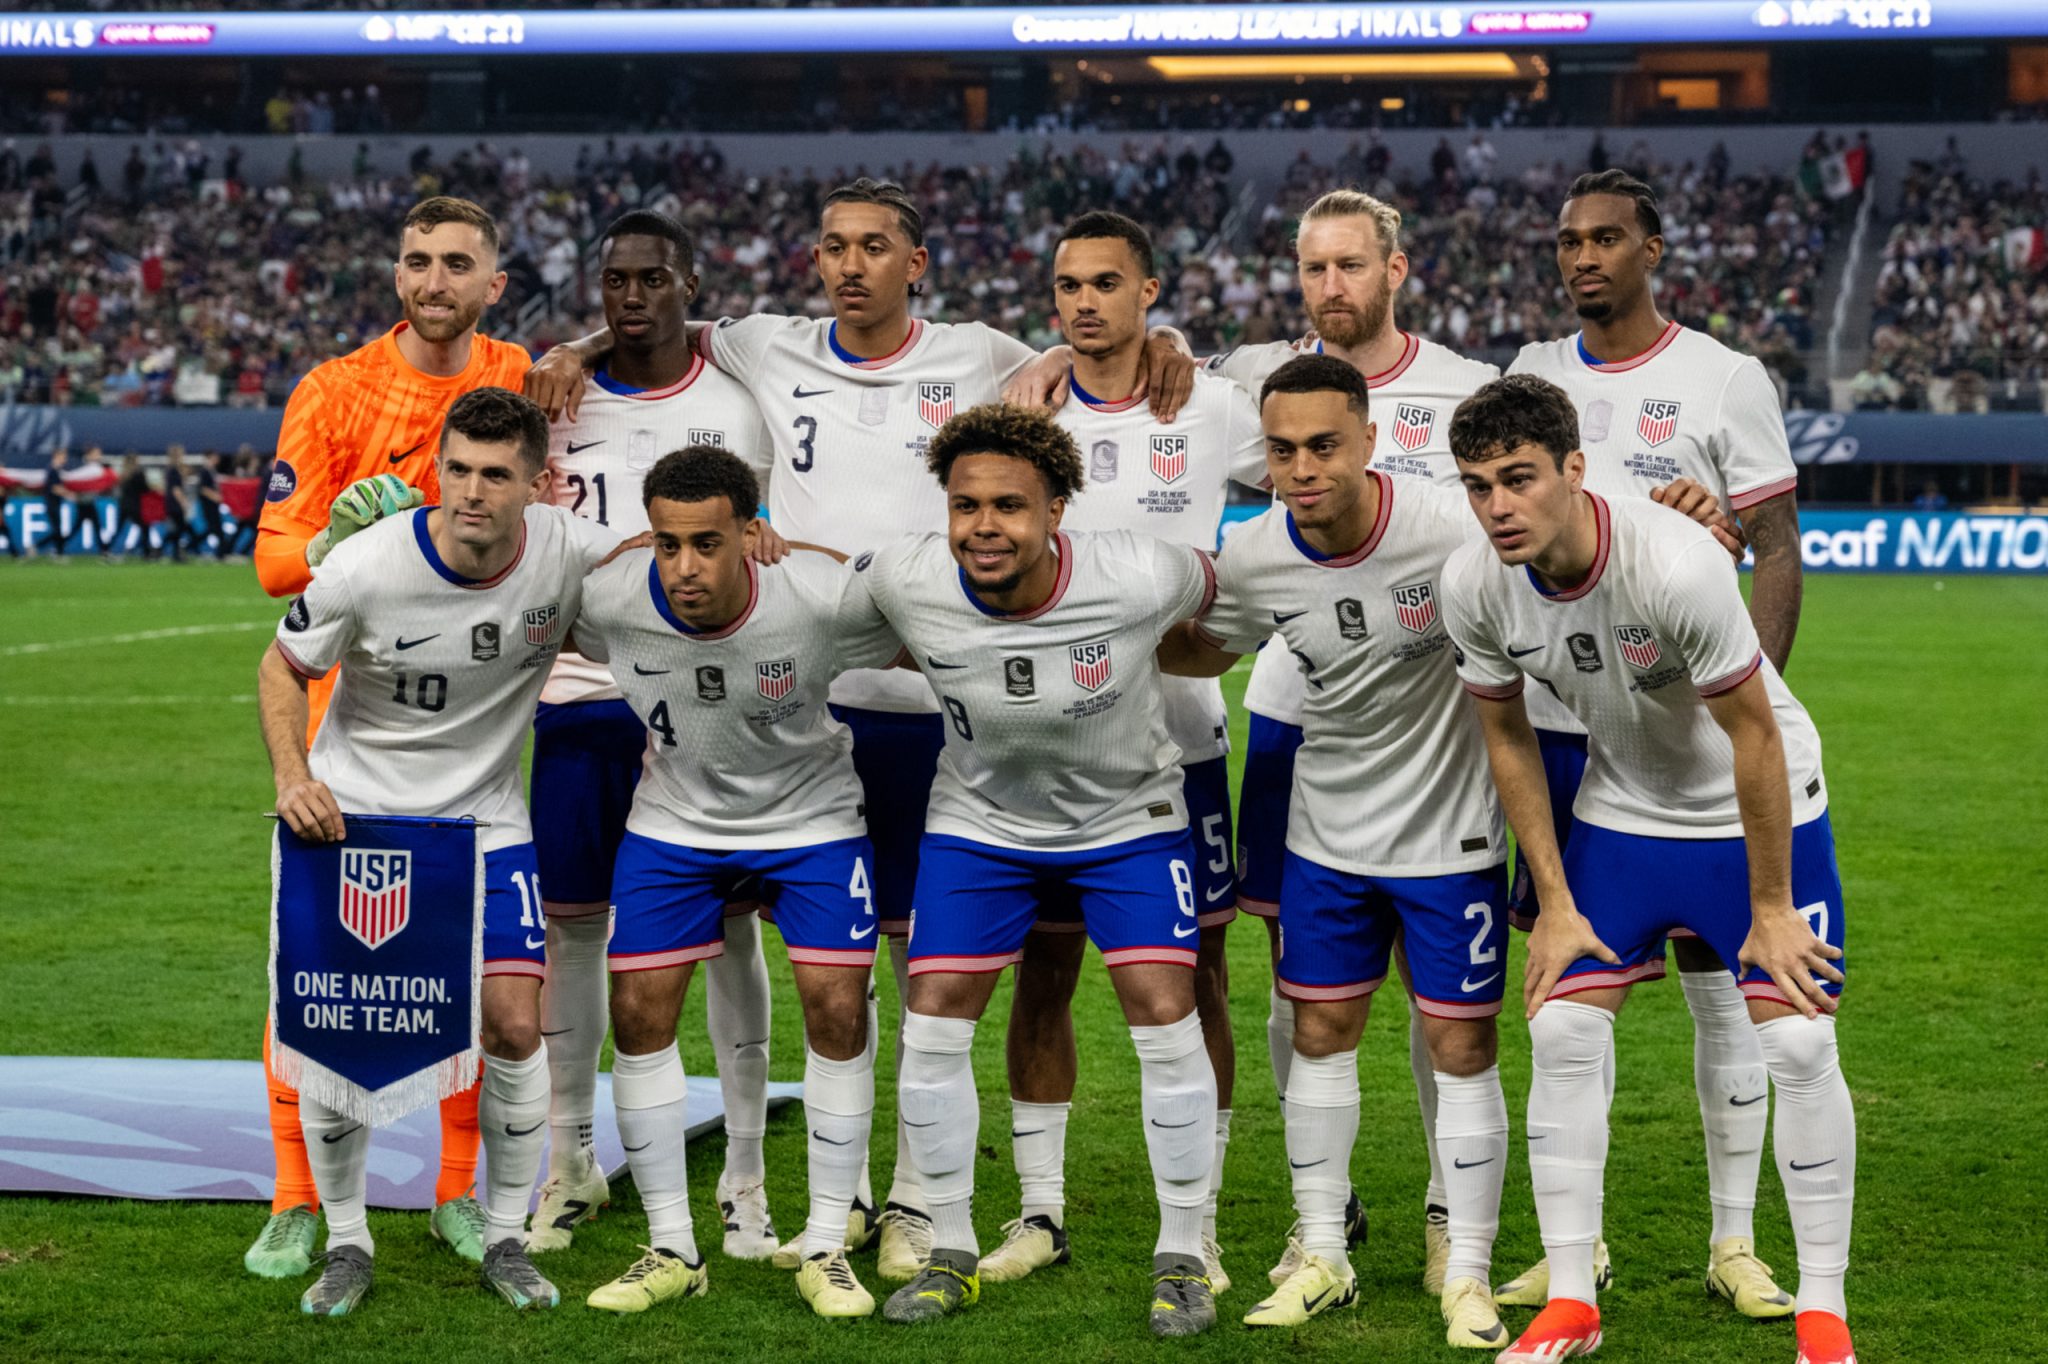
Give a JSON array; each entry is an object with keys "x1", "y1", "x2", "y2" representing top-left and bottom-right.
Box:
[{"x1": 1740, "y1": 493, "x2": 1802, "y2": 673}]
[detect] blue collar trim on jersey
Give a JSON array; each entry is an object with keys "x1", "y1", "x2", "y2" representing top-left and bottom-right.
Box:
[
  {"x1": 826, "y1": 321, "x2": 863, "y2": 366},
  {"x1": 647, "y1": 557, "x2": 707, "y2": 634},
  {"x1": 591, "y1": 369, "x2": 648, "y2": 396},
  {"x1": 1575, "y1": 332, "x2": 1599, "y2": 367},
  {"x1": 412, "y1": 506, "x2": 523, "y2": 589},
  {"x1": 1284, "y1": 511, "x2": 1335, "y2": 562},
  {"x1": 956, "y1": 534, "x2": 1070, "y2": 620},
  {"x1": 647, "y1": 555, "x2": 758, "y2": 638},
  {"x1": 1067, "y1": 370, "x2": 1109, "y2": 407}
]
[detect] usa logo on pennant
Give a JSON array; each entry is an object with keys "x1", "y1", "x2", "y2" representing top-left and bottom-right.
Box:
[
  {"x1": 524, "y1": 604, "x2": 560, "y2": 646},
  {"x1": 757, "y1": 658, "x2": 796, "y2": 701},
  {"x1": 1391, "y1": 403, "x2": 1435, "y2": 452},
  {"x1": 1070, "y1": 640, "x2": 1113, "y2": 692},
  {"x1": 1149, "y1": 435, "x2": 1188, "y2": 484},
  {"x1": 1637, "y1": 400, "x2": 1680, "y2": 447},
  {"x1": 1614, "y1": 624, "x2": 1662, "y2": 669},
  {"x1": 918, "y1": 382, "x2": 955, "y2": 429},
  {"x1": 339, "y1": 849, "x2": 412, "y2": 951},
  {"x1": 1391, "y1": 581, "x2": 1438, "y2": 634}
]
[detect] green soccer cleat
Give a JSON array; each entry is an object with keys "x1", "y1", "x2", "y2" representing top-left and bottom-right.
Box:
[
  {"x1": 1150, "y1": 1256, "x2": 1218, "y2": 1338},
  {"x1": 481, "y1": 1238, "x2": 561, "y2": 1310},
  {"x1": 299, "y1": 1245, "x2": 373, "y2": 1316},
  {"x1": 882, "y1": 1250, "x2": 979, "y2": 1324},
  {"x1": 430, "y1": 1193, "x2": 488, "y2": 1264},
  {"x1": 245, "y1": 1204, "x2": 320, "y2": 1279}
]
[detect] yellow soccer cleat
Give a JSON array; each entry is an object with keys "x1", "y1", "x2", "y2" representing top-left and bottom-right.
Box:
[
  {"x1": 796, "y1": 1248, "x2": 876, "y2": 1319},
  {"x1": 585, "y1": 1246, "x2": 709, "y2": 1314},
  {"x1": 526, "y1": 1150, "x2": 611, "y2": 1253},
  {"x1": 1493, "y1": 1240, "x2": 1611, "y2": 1308},
  {"x1": 1243, "y1": 1251, "x2": 1357, "y2": 1328},
  {"x1": 1423, "y1": 1204, "x2": 1451, "y2": 1296},
  {"x1": 1202, "y1": 1231, "x2": 1232, "y2": 1298},
  {"x1": 976, "y1": 1214, "x2": 1070, "y2": 1284},
  {"x1": 773, "y1": 1194, "x2": 883, "y2": 1269},
  {"x1": 1706, "y1": 1237, "x2": 1795, "y2": 1319},
  {"x1": 876, "y1": 1201, "x2": 935, "y2": 1283},
  {"x1": 1442, "y1": 1276, "x2": 1509, "y2": 1350}
]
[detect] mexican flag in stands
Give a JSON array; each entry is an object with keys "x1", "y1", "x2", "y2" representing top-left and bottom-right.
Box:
[
  {"x1": 1812, "y1": 145, "x2": 1869, "y2": 201},
  {"x1": 2004, "y1": 227, "x2": 2046, "y2": 275}
]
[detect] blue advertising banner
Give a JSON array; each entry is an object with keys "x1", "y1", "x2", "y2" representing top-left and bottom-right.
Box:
[
  {"x1": 1792, "y1": 509, "x2": 2048, "y2": 575},
  {"x1": 1783, "y1": 411, "x2": 2048, "y2": 467},
  {"x1": 269, "y1": 814, "x2": 483, "y2": 1126},
  {"x1": 4, "y1": 3, "x2": 2042, "y2": 60},
  {"x1": 2, "y1": 497, "x2": 253, "y2": 556}
]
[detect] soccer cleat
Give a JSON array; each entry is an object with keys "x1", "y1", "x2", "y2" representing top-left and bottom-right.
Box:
[
  {"x1": 1267, "y1": 1189, "x2": 1367, "y2": 1288},
  {"x1": 882, "y1": 1250, "x2": 980, "y2": 1324},
  {"x1": 1493, "y1": 1240, "x2": 1611, "y2": 1308},
  {"x1": 716, "y1": 1171, "x2": 778, "y2": 1260},
  {"x1": 976, "y1": 1215, "x2": 1070, "y2": 1284},
  {"x1": 876, "y1": 1201, "x2": 935, "y2": 1282},
  {"x1": 1423, "y1": 1203, "x2": 1452, "y2": 1296},
  {"x1": 429, "y1": 1193, "x2": 488, "y2": 1264},
  {"x1": 1795, "y1": 1310, "x2": 1858, "y2": 1364},
  {"x1": 1151, "y1": 1256, "x2": 1218, "y2": 1337},
  {"x1": 1443, "y1": 1276, "x2": 1509, "y2": 1349},
  {"x1": 796, "y1": 1249, "x2": 876, "y2": 1319},
  {"x1": 299, "y1": 1245, "x2": 373, "y2": 1316},
  {"x1": 586, "y1": 1246, "x2": 709, "y2": 1314},
  {"x1": 1244, "y1": 1251, "x2": 1357, "y2": 1327},
  {"x1": 245, "y1": 1204, "x2": 320, "y2": 1279},
  {"x1": 480, "y1": 1238, "x2": 561, "y2": 1310},
  {"x1": 1706, "y1": 1237, "x2": 1795, "y2": 1319},
  {"x1": 1202, "y1": 1231, "x2": 1232, "y2": 1297},
  {"x1": 770, "y1": 1196, "x2": 881, "y2": 1270},
  {"x1": 1495, "y1": 1297, "x2": 1602, "y2": 1362},
  {"x1": 1346, "y1": 1189, "x2": 1370, "y2": 1249},
  {"x1": 526, "y1": 1149, "x2": 611, "y2": 1253}
]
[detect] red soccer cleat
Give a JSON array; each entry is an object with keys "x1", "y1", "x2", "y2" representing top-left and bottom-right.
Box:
[
  {"x1": 1795, "y1": 1310, "x2": 1857, "y2": 1364},
  {"x1": 1496, "y1": 1297, "x2": 1602, "y2": 1362}
]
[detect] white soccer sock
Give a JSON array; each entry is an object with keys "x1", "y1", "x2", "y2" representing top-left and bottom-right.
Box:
[
  {"x1": 1284, "y1": 1048, "x2": 1360, "y2": 1261},
  {"x1": 1207, "y1": 1108, "x2": 1233, "y2": 1239},
  {"x1": 857, "y1": 973, "x2": 879, "y2": 1209},
  {"x1": 1434, "y1": 1066, "x2": 1508, "y2": 1287},
  {"x1": 613, "y1": 1044, "x2": 698, "y2": 1260},
  {"x1": 899, "y1": 1011, "x2": 979, "y2": 1255},
  {"x1": 542, "y1": 911, "x2": 611, "y2": 1178},
  {"x1": 1527, "y1": 1002, "x2": 1614, "y2": 1305},
  {"x1": 1755, "y1": 1015, "x2": 1855, "y2": 1321},
  {"x1": 1409, "y1": 993, "x2": 1447, "y2": 1209},
  {"x1": 1266, "y1": 988, "x2": 1295, "y2": 1102},
  {"x1": 1681, "y1": 969, "x2": 1768, "y2": 1245},
  {"x1": 705, "y1": 912, "x2": 771, "y2": 1181},
  {"x1": 884, "y1": 935, "x2": 928, "y2": 1212},
  {"x1": 480, "y1": 1046, "x2": 551, "y2": 1245},
  {"x1": 1010, "y1": 1099, "x2": 1070, "y2": 1225},
  {"x1": 1132, "y1": 1013, "x2": 1216, "y2": 1262},
  {"x1": 803, "y1": 1045, "x2": 875, "y2": 1257},
  {"x1": 299, "y1": 1097, "x2": 372, "y2": 1253}
]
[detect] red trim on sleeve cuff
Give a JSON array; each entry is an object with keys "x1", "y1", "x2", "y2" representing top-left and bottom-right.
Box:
[
  {"x1": 1462, "y1": 677, "x2": 1525, "y2": 700},
  {"x1": 1192, "y1": 621, "x2": 1229, "y2": 650},
  {"x1": 1696, "y1": 652, "x2": 1763, "y2": 697},
  {"x1": 1191, "y1": 548, "x2": 1217, "y2": 618},
  {"x1": 274, "y1": 639, "x2": 325, "y2": 681},
  {"x1": 1730, "y1": 477, "x2": 1798, "y2": 511}
]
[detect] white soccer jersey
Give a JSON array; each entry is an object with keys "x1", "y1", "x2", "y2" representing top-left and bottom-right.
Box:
[
  {"x1": 846, "y1": 529, "x2": 1215, "y2": 851},
  {"x1": 1055, "y1": 369, "x2": 1265, "y2": 764},
  {"x1": 541, "y1": 353, "x2": 773, "y2": 705},
  {"x1": 573, "y1": 548, "x2": 903, "y2": 849},
  {"x1": 1442, "y1": 491, "x2": 1827, "y2": 840},
  {"x1": 275, "y1": 504, "x2": 618, "y2": 852},
  {"x1": 1211, "y1": 333, "x2": 1500, "y2": 726},
  {"x1": 701, "y1": 313, "x2": 1038, "y2": 713},
  {"x1": 1199, "y1": 473, "x2": 1502, "y2": 876}
]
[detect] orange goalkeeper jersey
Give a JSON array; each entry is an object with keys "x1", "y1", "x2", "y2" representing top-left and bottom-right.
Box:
[{"x1": 255, "y1": 323, "x2": 533, "y2": 598}]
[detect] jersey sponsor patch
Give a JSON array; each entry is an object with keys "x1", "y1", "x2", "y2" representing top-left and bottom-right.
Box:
[
  {"x1": 1335, "y1": 597, "x2": 1368, "y2": 640},
  {"x1": 1582, "y1": 397, "x2": 1614, "y2": 442},
  {"x1": 1070, "y1": 640, "x2": 1112, "y2": 692},
  {"x1": 285, "y1": 596, "x2": 310, "y2": 632},
  {"x1": 523, "y1": 604, "x2": 561, "y2": 646},
  {"x1": 1568, "y1": 631, "x2": 1604, "y2": 672},
  {"x1": 1637, "y1": 400, "x2": 1681, "y2": 447},
  {"x1": 266, "y1": 460, "x2": 298, "y2": 502},
  {"x1": 339, "y1": 848, "x2": 412, "y2": 951},
  {"x1": 696, "y1": 665, "x2": 727, "y2": 701},
  {"x1": 471, "y1": 623, "x2": 501, "y2": 661},
  {"x1": 1613, "y1": 624, "x2": 1662, "y2": 669},
  {"x1": 1390, "y1": 403, "x2": 1435, "y2": 453},
  {"x1": 1089, "y1": 438, "x2": 1120, "y2": 484},
  {"x1": 1391, "y1": 581, "x2": 1438, "y2": 634},
  {"x1": 1004, "y1": 656, "x2": 1035, "y2": 697},
  {"x1": 918, "y1": 382, "x2": 955, "y2": 429},
  {"x1": 1150, "y1": 434, "x2": 1188, "y2": 485},
  {"x1": 757, "y1": 657, "x2": 796, "y2": 701}
]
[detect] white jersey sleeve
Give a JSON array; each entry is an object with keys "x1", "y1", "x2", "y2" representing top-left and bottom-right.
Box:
[
  {"x1": 1440, "y1": 544, "x2": 1526, "y2": 700},
  {"x1": 1662, "y1": 538, "x2": 1766, "y2": 697},
  {"x1": 276, "y1": 560, "x2": 360, "y2": 678},
  {"x1": 1203, "y1": 340, "x2": 1299, "y2": 396},
  {"x1": 698, "y1": 313, "x2": 794, "y2": 388},
  {"x1": 1712, "y1": 357, "x2": 1800, "y2": 513},
  {"x1": 977, "y1": 322, "x2": 1040, "y2": 385}
]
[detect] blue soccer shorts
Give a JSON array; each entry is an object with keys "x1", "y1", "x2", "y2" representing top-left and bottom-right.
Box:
[
  {"x1": 481, "y1": 842, "x2": 548, "y2": 980},
  {"x1": 908, "y1": 829, "x2": 1202, "y2": 976},
  {"x1": 608, "y1": 831, "x2": 881, "y2": 974},
  {"x1": 1035, "y1": 758, "x2": 1238, "y2": 934},
  {"x1": 833, "y1": 704, "x2": 945, "y2": 938},
  {"x1": 530, "y1": 698, "x2": 645, "y2": 913},
  {"x1": 1235, "y1": 713, "x2": 1305, "y2": 919},
  {"x1": 1552, "y1": 812, "x2": 1847, "y2": 1010},
  {"x1": 1274, "y1": 851, "x2": 1511, "y2": 1020},
  {"x1": 1507, "y1": 727, "x2": 1589, "y2": 931}
]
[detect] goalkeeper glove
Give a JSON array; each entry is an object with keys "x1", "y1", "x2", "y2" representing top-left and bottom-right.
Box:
[{"x1": 305, "y1": 473, "x2": 424, "y2": 567}]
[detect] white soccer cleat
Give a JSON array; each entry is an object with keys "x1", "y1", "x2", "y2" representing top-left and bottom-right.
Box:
[
  {"x1": 1202, "y1": 1231, "x2": 1232, "y2": 1297},
  {"x1": 876, "y1": 1201, "x2": 935, "y2": 1283},
  {"x1": 975, "y1": 1214, "x2": 1069, "y2": 1284},
  {"x1": 770, "y1": 1196, "x2": 880, "y2": 1270},
  {"x1": 716, "y1": 1172, "x2": 778, "y2": 1260},
  {"x1": 526, "y1": 1149, "x2": 610, "y2": 1253},
  {"x1": 1423, "y1": 1203, "x2": 1451, "y2": 1296}
]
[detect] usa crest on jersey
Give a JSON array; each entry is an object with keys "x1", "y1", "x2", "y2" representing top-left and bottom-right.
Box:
[
  {"x1": 524, "y1": 603, "x2": 561, "y2": 646},
  {"x1": 339, "y1": 848, "x2": 411, "y2": 950},
  {"x1": 1391, "y1": 403, "x2": 1435, "y2": 453},
  {"x1": 1149, "y1": 435, "x2": 1189, "y2": 484},
  {"x1": 1614, "y1": 624, "x2": 1662, "y2": 669},
  {"x1": 1391, "y1": 581, "x2": 1438, "y2": 634},
  {"x1": 919, "y1": 382, "x2": 956, "y2": 429},
  {"x1": 1637, "y1": 400, "x2": 1680, "y2": 447},
  {"x1": 757, "y1": 657, "x2": 796, "y2": 701},
  {"x1": 1070, "y1": 640, "x2": 1113, "y2": 691}
]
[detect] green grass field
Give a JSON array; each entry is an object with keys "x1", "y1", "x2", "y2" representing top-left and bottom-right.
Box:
[{"x1": 2, "y1": 563, "x2": 2044, "y2": 1363}]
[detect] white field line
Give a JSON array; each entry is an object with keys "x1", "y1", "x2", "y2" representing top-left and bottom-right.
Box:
[
  {"x1": 0, "y1": 620, "x2": 272, "y2": 658},
  {"x1": 0, "y1": 694, "x2": 258, "y2": 706}
]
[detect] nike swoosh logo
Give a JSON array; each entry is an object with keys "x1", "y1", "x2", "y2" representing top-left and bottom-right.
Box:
[
  {"x1": 1526, "y1": 1133, "x2": 1547, "y2": 1141},
  {"x1": 540, "y1": 1028, "x2": 573, "y2": 1037},
  {"x1": 1273, "y1": 610, "x2": 1306, "y2": 624},
  {"x1": 507, "y1": 1121, "x2": 544, "y2": 1137},
  {"x1": 850, "y1": 924, "x2": 876, "y2": 940},
  {"x1": 1507, "y1": 644, "x2": 1545, "y2": 658},
  {"x1": 633, "y1": 664, "x2": 671, "y2": 675},
  {"x1": 1288, "y1": 1157, "x2": 1326, "y2": 1169},
  {"x1": 549, "y1": 1201, "x2": 589, "y2": 1228},
  {"x1": 926, "y1": 657, "x2": 967, "y2": 670},
  {"x1": 396, "y1": 634, "x2": 439, "y2": 650},
  {"x1": 1203, "y1": 885, "x2": 1229, "y2": 904},
  {"x1": 525, "y1": 935, "x2": 545, "y2": 950},
  {"x1": 1789, "y1": 1158, "x2": 1837, "y2": 1172},
  {"x1": 1150, "y1": 1117, "x2": 1198, "y2": 1129},
  {"x1": 321, "y1": 1126, "x2": 362, "y2": 1144},
  {"x1": 903, "y1": 1119, "x2": 938, "y2": 1128},
  {"x1": 1453, "y1": 1156, "x2": 1494, "y2": 1169},
  {"x1": 566, "y1": 440, "x2": 606, "y2": 454},
  {"x1": 1173, "y1": 923, "x2": 1197, "y2": 938},
  {"x1": 1460, "y1": 972, "x2": 1501, "y2": 993},
  {"x1": 1303, "y1": 1285, "x2": 1336, "y2": 1311},
  {"x1": 793, "y1": 385, "x2": 832, "y2": 399},
  {"x1": 389, "y1": 440, "x2": 425, "y2": 465},
  {"x1": 1012, "y1": 1129, "x2": 1045, "y2": 1138},
  {"x1": 624, "y1": 1139, "x2": 652, "y2": 1152},
  {"x1": 813, "y1": 1130, "x2": 852, "y2": 1145},
  {"x1": 1730, "y1": 1093, "x2": 1767, "y2": 1107}
]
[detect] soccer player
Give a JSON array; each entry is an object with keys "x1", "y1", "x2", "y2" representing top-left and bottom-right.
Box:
[
  {"x1": 976, "y1": 211, "x2": 1264, "y2": 1295},
  {"x1": 1496, "y1": 170, "x2": 1807, "y2": 1314},
  {"x1": 523, "y1": 210, "x2": 783, "y2": 1262},
  {"x1": 1440, "y1": 374, "x2": 1855, "y2": 1364},
  {"x1": 258, "y1": 389, "x2": 624, "y2": 1316},
  {"x1": 245, "y1": 196, "x2": 533, "y2": 1279},
  {"x1": 1159, "y1": 356, "x2": 1511, "y2": 1347},
  {"x1": 842, "y1": 403, "x2": 1221, "y2": 1337},
  {"x1": 568, "y1": 446, "x2": 903, "y2": 1319}
]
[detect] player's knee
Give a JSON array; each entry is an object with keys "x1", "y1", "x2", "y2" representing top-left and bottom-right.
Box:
[
  {"x1": 482, "y1": 1014, "x2": 540, "y2": 1061},
  {"x1": 610, "y1": 978, "x2": 679, "y2": 1056},
  {"x1": 800, "y1": 986, "x2": 868, "y2": 1061},
  {"x1": 1291, "y1": 998, "x2": 1368, "y2": 1057},
  {"x1": 1529, "y1": 999, "x2": 1613, "y2": 1074},
  {"x1": 1753, "y1": 1012, "x2": 1838, "y2": 1086},
  {"x1": 1423, "y1": 1016, "x2": 1498, "y2": 1076}
]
